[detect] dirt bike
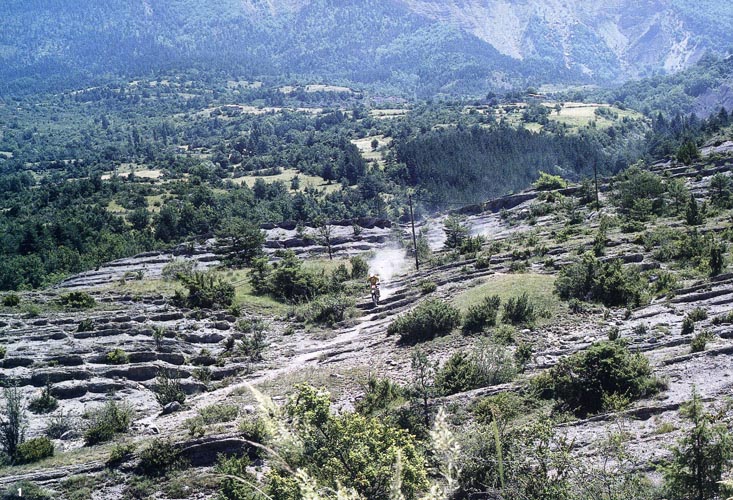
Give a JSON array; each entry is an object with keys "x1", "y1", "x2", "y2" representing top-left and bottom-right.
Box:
[{"x1": 370, "y1": 284, "x2": 380, "y2": 307}]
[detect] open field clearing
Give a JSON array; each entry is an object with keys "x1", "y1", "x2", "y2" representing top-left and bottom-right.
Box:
[
  {"x1": 231, "y1": 168, "x2": 342, "y2": 194},
  {"x1": 369, "y1": 108, "x2": 409, "y2": 119}
]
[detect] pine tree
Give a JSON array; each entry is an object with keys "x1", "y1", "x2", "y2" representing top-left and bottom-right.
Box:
[{"x1": 663, "y1": 388, "x2": 733, "y2": 500}]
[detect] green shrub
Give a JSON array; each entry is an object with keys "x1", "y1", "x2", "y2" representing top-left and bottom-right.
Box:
[
  {"x1": 161, "y1": 259, "x2": 196, "y2": 281},
  {"x1": 687, "y1": 307, "x2": 708, "y2": 322},
  {"x1": 711, "y1": 311, "x2": 733, "y2": 325},
  {"x1": 662, "y1": 389, "x2": 733, "y2": 500},
  {"x1": 252, "y1": 251, "x2": 328, "y2": 303},
  {"x1": 460, "y1": 235, "x2": 485, "y2": 255},
  {"x1": 508, "y1": 260, "x2": 529, "y2": 273},
  {"x1": 534, "y1": 171, "x2": 568, "y2": 191},
  {"x1": 238, "y1": 416, "x2": 271, "y2": 450},
  {"x1": 76, "y1": 318, "x2": 94, "y2": 332},
  {"x1": 0, "y1": 385, "x2": 25, "y2": 460},
  {"x1": 436, "y1": 340, "x2": 516, "y2": 396},
  {"x1": 198, "y1": 404, "x2": 238, "y2": 424},
  {"x1": 83, "y1": 400, "x2": 133, "y2": 446},
  {"x1": 1, "y1": 294, "x2": 20, "y2": 307},
  {"x1": 28, "y1": 383, "x2": 58, "y2": 414},
  {"x1": 107, "y1": 442, "x2": 137, "y2": 467},
  {"x1": 192, "y1": 366, "x2": 212, "y2": 385},
  {"x1": 350, "y1": 256, "x2": 369, "y2": 279},
  {"x1": 462, "y1": 295, "x2": 501, "y2": 335},
  {"x1": 472, "y1": 392, "x2": 529, "y2": 425},
  {"x1": 554, "y1": 253, "x2": 646, "y2": 307},
  {"x1": 387, "y1": 298, "x2": 461, "y2": 344},
  {"x1": 493, "y1": 323, "x2": 516, "y2": 344},
  {"x1": 104, "y1": 348, "x2": 130, "y2": 365},
  {"x1": 184, "y1": 416, "x2": 205, "y2": 437},
  {"x1": 690, "y1": 331, "x2": 714, "y2": 353},
  {"x1": 285, "y1": 385, "x2": 427, "y2": 499},
  {"x1": 154, "y1": 370, "x2": 186, "y2": 407},
  {"x1": 613, "y1": 164, "x2": 666, "y2": 216},
  {"x1": 708, "y1": 240, "x2": 726, "y2": 276},
  {"x1": 238, "y1": 330, "x2": 267, "y2": 362},
  {"x1": 355, "y1": 377, "x2": 406, "y2": 417},
  {"x1": 633, "y1": 323, "x2": 648, "y2": 336},
  {"x1": 174, "y1": 271, "x2": 234, "y2": 309},
  {"x1": 44, "y1": 413, "x2": 76, "y2": 439},
  {"x1": 502, "y1": 292, "x2": 536, "y2": 325},
  {"x1": 419, "y1": 280, "x2": 437, "y2": 294},
  {"x1": 0, "y1": 346, "x2": 5, "y2": 360},
  {"x1": 57, "y1": 291, "x2": 96, "y2": 310},
  {"x1": 60, "y1": 475, "x2": 98, "y2": 500},
  {"x1": 137, "y1": 438, "x2": 184, "y2": 477},
  {"x1": 217, "y1": 455, "x2": 259, "y2": 499},
  {"x1": 236, "y1": 318, "x2": 267, "y2": 334},
  {"x1": 14, "y1": 437, "x2": 54, "y2": 464},
  {"x1": 474, "y1": 252, "x2": 492, "y2": 269},
  {"x1": 533, "y1": 341, "x2": 662, "y2": 417},
  {"x1": 514, "y1": 342, "x2": 533, "y2": 372},
  {"x1": 1, "y1": 481, "x2": 52, "y2": 500},
  {"x1": 681, "y1": 316, "x2": 695, "y2": 336},
  {"x1": 443, "y1": 215, "x2": 469, "y2": 250},
  {"x1": 294, "y1": 294, "x2": 355, "y2": 325}
]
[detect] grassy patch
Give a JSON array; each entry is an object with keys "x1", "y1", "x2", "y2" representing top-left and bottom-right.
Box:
[
  {"x1": 231, "y1": 168, "x2": 341, "y2": 195},
  {"x1": 222, "y1": 269, "x2": 290, "y2": 315},
  {"x1": 232, "y1": 365, "x2": 368, "y2": 403},
  {"x1": 452, "y1": 273, "x2": 561, "y2": 323},
  {"x1": 105, "y1": 278, "x2": 179, "y2": 296},
  {"x1": 0, "y1": 444, "x2": 111, "y2": 475},
  {"x1": 301, "y1": 257, "x2": 353, "y2": 274}
]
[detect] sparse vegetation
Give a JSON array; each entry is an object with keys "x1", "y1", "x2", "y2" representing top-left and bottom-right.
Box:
[
  {"x1": 107, "y1": 442, "x2": 137, "y2": 468},
  {"x1": 76, "y1": 318, "x2": 94, "y2": 332},
  {"x1": 83, "y1": 399, "x2": 133, "y2": 446},
  {"x1": 436, "y1": 340, "x2": 516, "y2": 395},
  {"x1": 137, "y1": 438, "x2": 185, "y2": 477},
  {"x1": 28, "y1": 382, "x2": 58, "y2": 414},
  {"x1": 690, "y1": 330, "x2": 714, "y2": 353},
  {"x1": 1, "y1": 21, "x2": 733, "y2": 500},
  {"x1": 154, "y1": 370, "x2": 186, "y2": 407},
  {"x1": 1, "y1": 481, "x2": 52, "y2": 500},
  {"x1": 293, "y1": 294, "x2": 356, "y2": 325}
]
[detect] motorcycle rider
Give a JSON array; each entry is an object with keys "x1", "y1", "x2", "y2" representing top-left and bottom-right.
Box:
[{"x1": 367, "y1": 273, "x2": 380, "y2": 301}]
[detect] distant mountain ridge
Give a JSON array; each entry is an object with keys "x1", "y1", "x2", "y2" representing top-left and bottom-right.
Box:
[{"x1": 1, "y1": 0, "x2": 731, "y2": 95}]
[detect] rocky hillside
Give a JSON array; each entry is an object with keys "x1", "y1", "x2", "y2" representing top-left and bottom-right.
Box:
[
  {"x1": 1, "y1": 138, "x2": 732, "y2": 498},
  {"x1": 402, "y1": 0, "x2": 727, "y2": 80}
]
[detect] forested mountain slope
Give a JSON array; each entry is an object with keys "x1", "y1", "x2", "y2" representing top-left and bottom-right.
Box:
[{"x1": 1, "y1": 0, "x2": 732, "y2": 96}]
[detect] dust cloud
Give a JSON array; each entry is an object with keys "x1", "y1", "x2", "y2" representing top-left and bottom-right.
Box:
[{"x1": 367, "y1": 246, "x2": 409, "y2": 298}]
